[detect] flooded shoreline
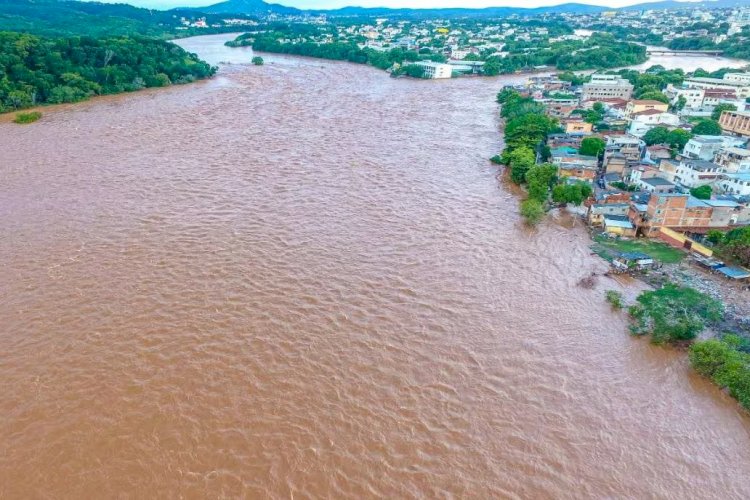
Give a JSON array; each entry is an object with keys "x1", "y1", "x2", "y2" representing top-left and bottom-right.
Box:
[{"x1": 2, "y1": 34, "x2": 750, "y2": 498}]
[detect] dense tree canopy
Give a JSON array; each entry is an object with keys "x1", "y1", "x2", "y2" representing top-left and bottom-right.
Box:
[
  {"x1": 637, "y1": 90, "x2": 669, "y2": 104},
  {"x1": 525, "y1": 163, "x2": 558, "y2": 202},
  {"x1": 666, "y1": 128, "x2": 692, "y2": 151},
  {"x1": 690, "y1": 185, "x2": 712, "y2": 200},
  {"x1": 717, "y1": 226, "x2": 750, "y2": 267},
  {"x1": 0, "y1": 31, "x2": 216, "y2": 112},
  {"x1": 579, "y1": 137, "x2": 605, "y2": 157},
  {"x1": 628, "y1": 284, "x2": 723, "y2": 344},
  {"x1": 551, "y1": 182, "x2": 593, "y2": 205},
  {"x1": 643, "y1": 126, "x2": 669, "y2": 146},
  {"x1": 712, "y1": 103, "x2": 737, "y2": 121},
  {"x1": 691, "y1": 119, "x2": 722, "y2": 136}
]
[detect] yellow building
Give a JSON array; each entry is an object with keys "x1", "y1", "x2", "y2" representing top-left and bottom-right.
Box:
[
  {"x1": 625, "y1": 99, "x2": 669, "y2": 118},
  {"x1": 564, "y1": 121, "x2": 593, "y2": 134}
]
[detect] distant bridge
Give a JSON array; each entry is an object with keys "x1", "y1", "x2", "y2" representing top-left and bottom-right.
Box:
[{"x1": 646, "y1": 49, "x2": 724, "y2": 56}]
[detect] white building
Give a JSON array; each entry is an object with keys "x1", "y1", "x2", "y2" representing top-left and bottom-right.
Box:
[
  {"x1": 673, "y1": 158, "x2": 724, "y2": 188},
  {"x1": 665, "y1": 84, "x2": 704, "y2": 109},
  {"x1": 628, "y1": 111, "x2": 680, "y2": 137},
  {"x1": 682, "y1": 136, "x2": 726, "y2": 161},
  {"x1": 723, "y1": 72, "x2": 750, "y2": 84},
  {"x1": 714, "y1": 147, "x2": 750, "y2": 173},
  {"x1": 415, "y1": 61, "x2": 453, "y2": 79},
  {"x1": 718, "y1": 173, "x2": 750, "y2": 196},
  {"x1": 682, "y1": 76, "x2": 750, "y2": 99},
  {"x1": 582, "y1": 74, "x2": 634, "y2": 101}
]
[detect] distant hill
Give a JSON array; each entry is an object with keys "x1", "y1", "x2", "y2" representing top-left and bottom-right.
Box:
[
  {"x1": 197, "y1": 0, "x2": 301, "y2": 16},
  {"x1": 0, "y1": 0, "x2": 250, "y2": 37},
  {"x1": 313, "y1": 3, "x2": 609, "y2": 18},
  {"x1": 196, "y1": 0, "x2": 750, "y2": 18}
]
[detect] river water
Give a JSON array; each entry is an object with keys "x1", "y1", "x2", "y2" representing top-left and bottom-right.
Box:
[{"x1": 1, "y1": 33, "x2": 749, "y2": 498}]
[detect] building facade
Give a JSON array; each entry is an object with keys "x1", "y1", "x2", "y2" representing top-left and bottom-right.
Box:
[
  {"x1": 582, "y1": 74, "x2": 634, "y2": 101},
  {"x1": 719, "y1": 110, "x2": 750, "y2": 138}
]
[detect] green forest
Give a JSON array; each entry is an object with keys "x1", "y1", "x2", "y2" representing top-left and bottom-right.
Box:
[
  {"x1": 0, "y1": 32, "x2": 216, "y2": 113},
  {"x1": 0, "y1": 0, "x2": 249, "y2": 37}
]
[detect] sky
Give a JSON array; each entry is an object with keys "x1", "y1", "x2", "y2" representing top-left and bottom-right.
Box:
[{"x1": 98, "y1": 0, "x2": 672, "y2": 11}]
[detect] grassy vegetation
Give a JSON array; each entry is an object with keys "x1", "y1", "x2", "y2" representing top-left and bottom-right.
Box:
[
  {"x1": 591, "y1": 234, "x2": 685, "y2": 264},
  {"x1": 13, "y1": 111, "x2": 41, "y2": 124},
  {"x1": 605, "y1": 290, "x2": 623, "y2": 310}
]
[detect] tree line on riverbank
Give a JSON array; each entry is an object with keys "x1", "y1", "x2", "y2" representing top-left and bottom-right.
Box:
[
  {"x1": 0, "y1": 32, "x2": 216, "y2": 113},
  {"x1": 493, "y1": 88, "x2": 593, "y2": 225}
]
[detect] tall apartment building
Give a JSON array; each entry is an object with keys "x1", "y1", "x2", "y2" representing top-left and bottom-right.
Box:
[
  {"x1": 582, "y1": 74, "x2": 634, "y2": 101},
  {"x1": 719, "y1": 109, "x2": 750, "y2": 138}
]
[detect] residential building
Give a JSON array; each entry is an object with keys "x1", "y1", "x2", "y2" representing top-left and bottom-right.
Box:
[
  {"x1": 625, "y1": 100, "x2": 669, "y2": 119},
  {"x1": 628, "y1": 111, "x2": 679, "y2": 137},
  {"x1": 657, "y1": 159, "x2": 680, "y2": 184},
  {"x1": 683, "y1": 76, "x2": 750, "y2": 99},
  {"x1": 604, "y1": 153, "x2": 628, "y2": 175},
  {"x1": 682, "y1": 136, "x2": 725, "y2": 161},
  {"x1": 672, "y1": 158, "x2": 723, "y2": 188},
  {"x1": 564, "y1": 120, "x2": 593, "y2": 134},
  {"x1": 551, "y1": 152, "x2": 598, "y2": 169},
  {"x1": 603, "y1": 215, "x2": 636, "y2": 236},
  {"x1": 646, "y1": 145, "x2": 672, "y2": 163},
  {"x1": 552, "y1": 151, "x2": 598, "y2": 182},
  {"x1": 665, "y1": 84, "x2": 704, "y2": 109},
  {"x1": 635, "y1": 193, "x2": 713, "y2": 236},
  {"x1": 605, "y1": 135, "x2": 644, "y2": 164},
  {"x1": 582, "y1": 74, "x2": 634, "y2": 101},
  {"x1": 702, "y1": 88, "x2": 740, "y2": 108},
  {"x1": 723, "y1": 72, "x2": 750, "y2": 84},
  {"x1": 638, "y1": 177, "x2": 677, "y2": 193},
  {"x1": 588, "y1": 203, "x2": 630, "y2": 226},
  {"x1": 558, "y1": 165, "x2": 598, "y2": 182},
  {"x1": 719, "y1": 109, "x2": 750, "y2": 138},
  {"x1": 714, "y1": 147, "x2": 750, "y2": 173},
  {"x1": 704, "y1": 199, "x2": 743, "y2": 227},
  {"x1": 718, "y1": 173, "x2": 750, "y2": 196}
]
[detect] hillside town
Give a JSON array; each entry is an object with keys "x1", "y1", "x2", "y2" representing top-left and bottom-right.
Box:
[
  {"x1": 218, "y1": 5, "x2": 750, "y2": 78},
  {"x1": 502, "y1": 67, "x2": 750, "y2": 293}
]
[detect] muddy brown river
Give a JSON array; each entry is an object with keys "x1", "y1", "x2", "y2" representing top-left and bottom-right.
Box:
[{"x1": 1, "y1": 34, "x2": 749, "y2": 498}]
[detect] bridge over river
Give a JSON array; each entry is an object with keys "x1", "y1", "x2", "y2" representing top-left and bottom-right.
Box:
[{"x1": 646, "y1": 48, "x2": 724, "y2": 56}]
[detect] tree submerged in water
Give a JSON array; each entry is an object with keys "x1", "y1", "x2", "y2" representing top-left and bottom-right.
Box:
[
  {"x1": 252, "y1": 56, "x2": 264, "y2": 66},
  {"x1": 628, "y1": 284, "x2": 723, "y2": 344}
]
